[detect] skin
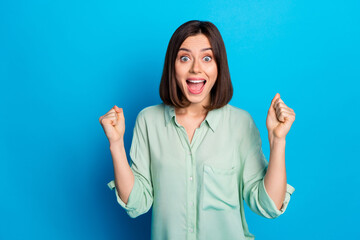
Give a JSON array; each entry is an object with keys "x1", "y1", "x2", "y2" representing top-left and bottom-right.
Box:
[
  {"x1": 265, "y1": 93, "x2": 296, "y2": 210},
  {"x1": 99, "y1": 106, "x2": 133, "y2": 205}
]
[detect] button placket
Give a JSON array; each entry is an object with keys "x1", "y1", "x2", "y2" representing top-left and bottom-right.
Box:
[
  {"x1": 187, "y1": 147, "x2": 196, "y2": 238},
  {"x1": 176, "y1": 119, "x2": 206, "y2": 239}
]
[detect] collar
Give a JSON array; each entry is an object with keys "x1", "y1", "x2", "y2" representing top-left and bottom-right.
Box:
[{"x1": 164, "y1": 103, "x2": 222, "y2": 132}]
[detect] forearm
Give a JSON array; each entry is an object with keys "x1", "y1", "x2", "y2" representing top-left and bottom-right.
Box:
[
  {"x1": 264, "y1": 137, "x2": 287, "y2": 210},
  {"x1": 110, "y1": 140, "x2": 135, "y2": 205}
]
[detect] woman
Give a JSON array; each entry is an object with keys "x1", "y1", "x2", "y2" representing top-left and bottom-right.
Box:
[{"x1": 99, "y1": 20, "x2": 295, "y2": 240}]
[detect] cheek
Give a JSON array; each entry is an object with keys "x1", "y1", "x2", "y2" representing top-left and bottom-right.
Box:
[
  {"x1": 207, "y1": 64, "x2": 218, "y2": 80},
  {"x1": 174, "y1": 68, "x2": 185, "y2": 87},
  {"x1": 175, "y1": 67, "x2": 187, "y2": 79}
]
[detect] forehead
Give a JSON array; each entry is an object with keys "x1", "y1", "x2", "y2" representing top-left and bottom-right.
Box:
[{"x1": 179, "y1": 34, "x2": 212, "y2": 49}]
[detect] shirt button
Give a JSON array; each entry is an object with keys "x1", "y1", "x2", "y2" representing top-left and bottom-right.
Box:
[
  {"x1": 190, "y1": 201, "x2": 194, "y2": 206},
  {"x1": 189, "y1": 228, "x2": 193, "y2": 233},
  {"x1": 189, "y1": 176, "x2": 193, "y2": 181}
]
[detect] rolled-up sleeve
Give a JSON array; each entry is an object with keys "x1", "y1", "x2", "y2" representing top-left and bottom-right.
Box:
[
  {"x1": 258, "y1": 178, "x2": 295, "y2": 218},
  {"x1": 107, "y1": 110, "x2": 153, "y2": 218},
  {"x1": 241, "y1": 112, "x2": 295, "y2": 219}
]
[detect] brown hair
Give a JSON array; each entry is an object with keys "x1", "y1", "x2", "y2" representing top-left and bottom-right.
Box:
[{"x1": 159, "y1": 20, "x2": 233, "y2": 111}]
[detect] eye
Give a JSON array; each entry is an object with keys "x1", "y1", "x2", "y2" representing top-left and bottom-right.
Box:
[
  {"x1": 203, "y1": 56, "x2": 212, "y2": 62},
  {"x1": 180, "y1": 56, "x2": 190, "y2": 62}
]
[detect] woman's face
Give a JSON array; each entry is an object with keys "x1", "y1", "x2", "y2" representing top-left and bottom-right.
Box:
[{"x1": 175, "y1": 34, "x2": 218, "y2": 107}]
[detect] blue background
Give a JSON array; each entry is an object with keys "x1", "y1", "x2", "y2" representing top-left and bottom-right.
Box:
[{"x1": 1, "y1": 0, "x2": 359, "y2": 239}]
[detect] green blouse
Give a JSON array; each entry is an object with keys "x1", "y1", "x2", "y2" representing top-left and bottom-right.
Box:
[{"x1": 107, "y1": 103, "x2": 295, "y2": 240}]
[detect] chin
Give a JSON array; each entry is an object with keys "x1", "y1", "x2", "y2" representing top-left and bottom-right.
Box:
[{"x1": 185, "y1": 94, "x2": 209, "y2": 105}]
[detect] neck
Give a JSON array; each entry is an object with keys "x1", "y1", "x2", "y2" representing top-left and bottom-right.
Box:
[{"x1": 175, "y1": 96, "x2": 210, "y2": 117}]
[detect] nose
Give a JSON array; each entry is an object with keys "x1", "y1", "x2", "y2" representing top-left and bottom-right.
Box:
[{"x1": 190, "y1": 58, "x2": 201, "y2": 73}]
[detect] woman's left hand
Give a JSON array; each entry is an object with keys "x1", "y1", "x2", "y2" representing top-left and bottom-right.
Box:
[{"x1": 266, "y1": 93, "x2": 296, "y2": 141}]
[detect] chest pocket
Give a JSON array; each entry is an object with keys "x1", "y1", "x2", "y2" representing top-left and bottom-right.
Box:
[{"x1": 202, "y1": 164, "x2": 240, "y2": 211}]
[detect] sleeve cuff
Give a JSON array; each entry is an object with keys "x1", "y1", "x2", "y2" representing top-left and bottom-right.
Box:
[
  {"x1": 107, "y1": 179, "x2": 142, "y2": 211},
  {"x1": 259, "y1": 178, "x2": 295, "y2": 218}
]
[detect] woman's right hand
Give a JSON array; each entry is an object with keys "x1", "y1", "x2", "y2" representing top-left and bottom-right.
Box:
[{"x1": 99, "y1": 105, "x2": 125, "y2": 144}]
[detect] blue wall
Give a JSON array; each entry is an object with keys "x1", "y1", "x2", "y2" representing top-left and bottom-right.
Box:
[{"x1": 1, "y1": 0, "x2": 359, "y2": 239}]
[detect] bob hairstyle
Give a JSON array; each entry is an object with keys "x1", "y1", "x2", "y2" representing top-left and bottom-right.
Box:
[{"x1": 159, "y1": 20, "x2": 233, "y2": 111}]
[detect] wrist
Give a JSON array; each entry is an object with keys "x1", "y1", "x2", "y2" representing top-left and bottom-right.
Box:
[
  {"x1": 109, "y1": 139, "x2": 124, "y2": 149},
  {"x1": 269, "y1": 135, "x2": 286, "y2": 148}
]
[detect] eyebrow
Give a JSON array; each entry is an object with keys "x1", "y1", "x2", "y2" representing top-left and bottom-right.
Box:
[{"x1": 178, "y1": 47, "x2": 213, "y2": 52}]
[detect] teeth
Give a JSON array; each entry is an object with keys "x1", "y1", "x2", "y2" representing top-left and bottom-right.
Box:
[{"x1": 188, "y1": 80, "x2": 205, "y2": 83}]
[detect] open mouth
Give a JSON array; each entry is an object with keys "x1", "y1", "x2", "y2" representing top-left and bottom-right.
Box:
[{"x1": 186, "y1": 79, "x2": 207, "y2": 94}]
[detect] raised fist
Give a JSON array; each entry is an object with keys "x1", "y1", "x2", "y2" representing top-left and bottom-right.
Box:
[{"x1": 99, "y1": 105, "x2": 125, "y2": 144}]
